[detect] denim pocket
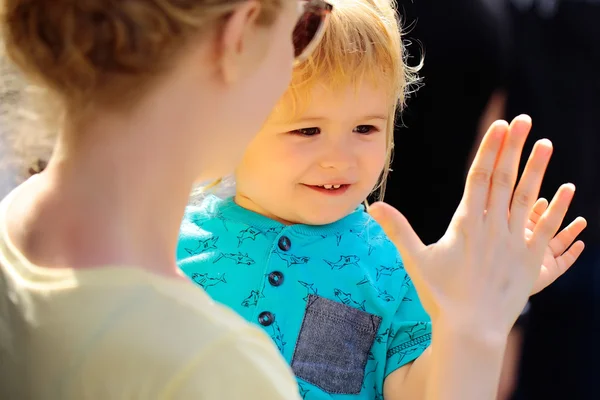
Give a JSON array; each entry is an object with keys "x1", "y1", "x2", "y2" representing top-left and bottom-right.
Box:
[{"x1": 291, "y1": 295, "x2": 382, "y2": 394}]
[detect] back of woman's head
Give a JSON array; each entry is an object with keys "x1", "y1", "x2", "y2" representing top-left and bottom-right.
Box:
[{"x1": 0, "y1": 0, "x2": 280, "y2": 112}]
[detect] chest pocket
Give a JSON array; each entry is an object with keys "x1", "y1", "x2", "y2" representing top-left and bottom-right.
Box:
[{"x1": 291, "y1": 295, "x2": 382, "y2": 394}]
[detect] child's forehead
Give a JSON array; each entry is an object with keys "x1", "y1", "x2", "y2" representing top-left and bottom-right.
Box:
[{"x1": 268, "y1": 80, "x2": 391, "y2": 124}]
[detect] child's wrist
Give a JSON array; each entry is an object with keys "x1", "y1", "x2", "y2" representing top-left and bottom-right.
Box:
[{"x1": 431, "y1": 315, "x2": 508, "y2": 352}]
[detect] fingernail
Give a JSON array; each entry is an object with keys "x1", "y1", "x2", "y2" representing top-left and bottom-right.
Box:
[{"x1": 517, "y1": 114, "x2": 532, "y2": 123}]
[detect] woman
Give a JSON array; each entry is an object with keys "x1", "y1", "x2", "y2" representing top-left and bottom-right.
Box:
[{"x1": 0, "y1": 0, "x2": 332, "y2": 398}]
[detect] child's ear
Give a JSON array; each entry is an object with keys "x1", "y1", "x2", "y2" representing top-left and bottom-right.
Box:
[{"x1": 216, "y1": 0, "x2": 268, "y2": 85}]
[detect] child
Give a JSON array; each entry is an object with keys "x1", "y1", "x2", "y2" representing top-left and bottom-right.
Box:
[
  {"x1": 180, "y1": 1, "x2": 419, "y2": 398},
  {"x1": 177, "y1": 0, "x2": 585, "y2": 398}
]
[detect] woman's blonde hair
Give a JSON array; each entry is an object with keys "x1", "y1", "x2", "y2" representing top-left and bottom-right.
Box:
[
  {"x1": 0, "y1": 0, "x2": 282, "y2": 178},
  {"x1": 281, "y1": 0, "x2": 420, "y2": 200},
  {"x1": 1, "y1": 0, "x2": 281, "y2": 113}
]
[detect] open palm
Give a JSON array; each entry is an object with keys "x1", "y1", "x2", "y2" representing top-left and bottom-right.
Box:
[{"x1": 526, "y1": 198, "x2": 586, "y2": 295}]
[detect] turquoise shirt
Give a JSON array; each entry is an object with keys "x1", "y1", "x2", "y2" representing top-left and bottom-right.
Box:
[{"x1": 177, "y1": 195, "x2": 431, "y2": 399}]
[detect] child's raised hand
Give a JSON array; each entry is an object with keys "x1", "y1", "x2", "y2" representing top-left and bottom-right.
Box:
[
  {"x1": 369, "y1": 115, "x2": 584, "y2": 337},
  {"x1": 526, "y1": 198, "x2": 587, "y2": 295}
]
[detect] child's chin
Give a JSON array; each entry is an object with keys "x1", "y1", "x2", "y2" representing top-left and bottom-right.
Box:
[{"x1": 303, "y1": 209, "x2": 351, "y2": 226}]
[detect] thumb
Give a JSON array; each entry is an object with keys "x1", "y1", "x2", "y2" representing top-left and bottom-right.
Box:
[{"x1": 368, "y1": 201, "x2": 425, "y2": 260}]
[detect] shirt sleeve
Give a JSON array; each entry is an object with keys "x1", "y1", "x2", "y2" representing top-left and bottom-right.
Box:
[
  {"x1": 167, "y1": 328, "x2": 302, "y2": 400},
  {"x1": 384, "y1": 274, "x2": 432, "y2": 378}
]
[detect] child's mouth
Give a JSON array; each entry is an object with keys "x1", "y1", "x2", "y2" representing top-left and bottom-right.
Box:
[
  {"x1": 318, "y1": 184, "x2": 342, "y2": 190},
  {"x1": 304, "y1": 184, "x2": 351, "y2": 195}
]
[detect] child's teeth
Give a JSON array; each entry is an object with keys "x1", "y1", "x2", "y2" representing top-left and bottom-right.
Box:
[{"x1": 317, "y1": 184, "x2": 344, "y2": 190}]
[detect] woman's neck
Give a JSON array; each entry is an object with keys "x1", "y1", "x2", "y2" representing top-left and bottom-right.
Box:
[{"x1": 6, "y1": 102, "x2": 207, "y2": 275}]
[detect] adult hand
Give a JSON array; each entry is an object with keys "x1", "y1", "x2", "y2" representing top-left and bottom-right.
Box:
[{"x1": 369, "y1": 115, "x2": 583, "y2": 337}]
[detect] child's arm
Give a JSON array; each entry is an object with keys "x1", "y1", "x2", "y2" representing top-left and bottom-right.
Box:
[
  {"x1": 370, "y1": 116, "x2": 586, "y2": 400},
  {"x1": 382, "y1": 326, "x2": 509, "y2": 400}
]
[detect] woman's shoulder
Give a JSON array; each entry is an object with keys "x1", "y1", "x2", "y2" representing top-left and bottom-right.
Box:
[
  {"x1": 84, "y1": 272, "x2": 298, "y2": 398},
  {"x1": 0, "y1": 266, "x2": 297, "y2": 398}
]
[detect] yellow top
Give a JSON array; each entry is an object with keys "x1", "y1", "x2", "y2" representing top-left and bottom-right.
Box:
[{"x1": 0, "y1": 182, "x2": 300, "y2": 400}]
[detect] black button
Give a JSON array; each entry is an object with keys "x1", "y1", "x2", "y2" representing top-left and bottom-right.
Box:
[
  {"x1": 278, "y1": 236, "x2": 291, "y2": 251},
  {"x1": 268, "y1": 271, "x2": 284, "y2": 286},
  {"x1": 258, "y1": 311, "x2": 274, "y2": 326}
]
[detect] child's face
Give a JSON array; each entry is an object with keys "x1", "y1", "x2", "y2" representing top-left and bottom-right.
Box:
[{"x1": 234, "y1": 81, "x2": 389, "y2": 225}]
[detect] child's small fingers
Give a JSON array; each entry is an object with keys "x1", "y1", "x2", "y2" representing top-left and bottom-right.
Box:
[
  {"x1": 549, "y1": 217, "x2": 587, "y2": 257},
  {"x1": 556, "y1": 240, "x2": 585, "y2": 271},
  {"x1": 525, "y1": 198, "x2": 548, "y2": 232},
  {"x1": 530, "y1": 184, "x2": 575, "y2": 253},
  {"x1": 530, "y1": 198, "x2": 549, "y2": 222}
]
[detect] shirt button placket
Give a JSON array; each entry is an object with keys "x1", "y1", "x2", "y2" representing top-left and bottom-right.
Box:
[
  {"x1": 258, "y1": 311, "x2": 274, "y2": 327},
  {"x1": 255, "y1": 234, "x2": 292, "y2": 334},
  {"x1": 268, "y1": 271, "x2": 284, "y2": 286},
  {"x1": 278, "y1": 235, "x2": 291, "y2": 252}
]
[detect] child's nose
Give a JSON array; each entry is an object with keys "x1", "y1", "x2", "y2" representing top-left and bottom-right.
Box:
[{"x1": 318, "y1": 141, "x2": 356, "y2": 171}]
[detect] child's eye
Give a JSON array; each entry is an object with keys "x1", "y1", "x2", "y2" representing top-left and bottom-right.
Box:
[
  {"x1": 290, "y1": 127, "x2": 321, "y2": 136},
  {"x1": 354, "y1": 125, "x2": 377, "y2": 134}
]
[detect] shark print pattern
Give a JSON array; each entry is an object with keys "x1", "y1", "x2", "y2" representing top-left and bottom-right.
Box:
[
  {"x1": 324, "y1": 255, "x2": 360, "y2": 270},
  {"x1": 276, "y1": 250, "x2": 311, "y2": 268},
  {"x1": 213, "y1": 251, "x2": 255, "y2": 265},
  {"x1": 363, "y1": 362, "x2": 378, "y2": 389},
  {"x1": 356, "y1": 276, "x2": 395, "y2": 302},
  {"x1": 372, "y1": 384, "x2": 384, "y2": 400},
  {"x1": 350, "y1": 229, "x2": 392, "y2": 255},
  {"x1": 298, "y1": 281, "x2": 319, "y2": 301},
  {"x1": 176, "y1": 195, "x2": 432, "y2": 400},
  {"x1": 264, "y1": 226, "x2": 284, "y2": 236},
  {"x1": 374, "y1": 327, "x2": 397, "y2": 344},
  {"x1": 406, "y1": 322, "x2": 429, "y2": 340},
  {"x1": 375, "y1": 259, "x2": 404, "y2": 280},
  {"x1": 387, "y1": 332, "x2": 432, "y2": 365},
  {"x1": 270, "y1": 320, "x2": 287, "y2": 353},
  {"x1": 184, "y1": 236, "x2": 219, "y2": 256},
  {"x1": 241, "y1": 289, "x2": 264, "y2": 307},
  {"x1": 237, "y1": 226, "x2": 262, "y2": 246},
  {"x1": 298, "y1": 382, "x2": 310, "y2": 399},
  {"x1": 191, "y1": 209, "x2": 230, "y2": 232},
  {"x1": 320, "y1": 232, "x2": 344, "y2": 246},
  {"x1": 189, "y1": 273, "x2": 226, "y2": 289},
  {"x1": 333, "y1": 288, "x2": 366, "y2": 311}
]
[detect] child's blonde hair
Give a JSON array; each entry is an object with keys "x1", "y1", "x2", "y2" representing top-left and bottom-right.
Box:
[
  {"x1": 199, "y1": 0, "x2": 420, "y2": 202},
  {"x1": 280, "y1": 0, "x2": 419, "y2": 200}
]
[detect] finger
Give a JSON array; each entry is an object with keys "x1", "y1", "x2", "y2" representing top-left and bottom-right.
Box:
[
  {"x1": 524, "y1": 198, "x2": 548, "y2": 239},
  {"x1": 555, "y1": 240, "x2": 585, "y2": 272},
  {"x1": 548, "y1": 217, "x2": 587, "y2": 257},
  {"x1": 487, "y1": 115, "x2": 532, "y2": 219},
  {"x1": 459, "y1": 120, "x2": 508, "y2": 218},
  {"x1": 530, "y1": 183, "x2": 576, "y2": 254},
  {"x1": 368, "y1": 202, "x2": 425, "y2": 265},
  {"x1": 508, "y1": 139, "x2": 553, "y2": 233},
  {"x1": 525, "y1": 198, "x2": 549, "y2": 231},
  {"x1": 536, "y1": 240, "x2": 585, "y2": 293}
]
